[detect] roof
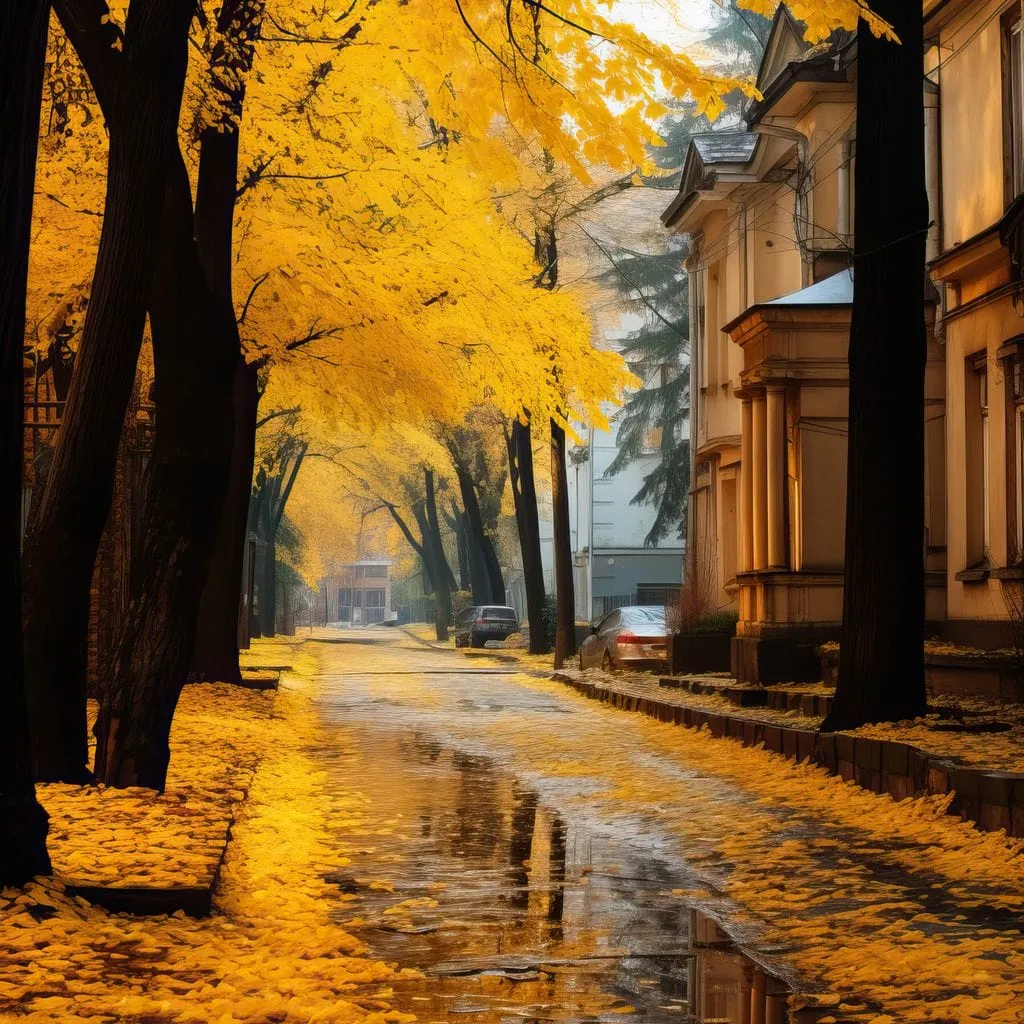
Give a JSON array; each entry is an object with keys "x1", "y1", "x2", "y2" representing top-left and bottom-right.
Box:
[
  {"x1": 661, "y1": 130, "x2": 760, "y2": 228},
  {"x1": 764, "y1": 268, "x2": 853, "y2": 306},
  {"x1": 744, "y1": 5, "x2": 854, "y2": 127},
  {"x1": 691, "y1": 132, "x2": 759, "y2": 166},
  {"x1": 721, "y1": 268, "x2": 852, "y2": 334}
]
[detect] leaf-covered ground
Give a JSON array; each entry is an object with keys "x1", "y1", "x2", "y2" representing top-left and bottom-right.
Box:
[{"x1": 0, "y1": 638, "x2": 413, "y2": 1024}]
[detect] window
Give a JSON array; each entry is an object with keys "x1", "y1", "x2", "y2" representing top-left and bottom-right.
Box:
[
  {"x1": 365, "y1": 589, "x2": 386, "y2": 607},
  {"x1": 1006, "y1": 10, "x2": 1024, "y2": 200},
  {"x1": 965, "y1": 353, "x2": 990, "y2": 568},
  {"x1": 338, "y1": 588, "x2": 352, "y2": 622},
  {"x1": 1003, "y1": 346, "x2": 1024, "y2": 562}
]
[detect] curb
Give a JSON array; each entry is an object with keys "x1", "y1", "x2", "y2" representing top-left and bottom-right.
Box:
[{"x1": 553, "y1": 672, "x2": 1024, "y2": 839}]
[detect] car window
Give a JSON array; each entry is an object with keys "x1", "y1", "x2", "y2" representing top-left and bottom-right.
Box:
[
  {"x1": 622, "y1": 607, "x2": 666, "y2": 624},
  {"x1": 484, "y1": 607, "x2": 518, "y2": 620}
]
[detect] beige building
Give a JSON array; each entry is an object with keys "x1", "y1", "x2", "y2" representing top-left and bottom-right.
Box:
[
  {"x1": 927, "y1": 0, "x2": 1024, "y2": 648},
  {"x1": 663, "y1": 8, "x2": 947, "y2": 681}
]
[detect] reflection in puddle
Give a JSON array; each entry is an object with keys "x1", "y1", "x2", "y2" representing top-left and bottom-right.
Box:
[{"x1": 319, "y1": 719, "x2": 794, "y2": 1023}]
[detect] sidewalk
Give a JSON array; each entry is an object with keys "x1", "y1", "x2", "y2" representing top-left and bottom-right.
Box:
[
  {"x1": 428, "y1": 631, "x2": 1024, "y2": 839},
  {"x1": 0, "y1": 634, "x2": 409, "y2": 1024}
]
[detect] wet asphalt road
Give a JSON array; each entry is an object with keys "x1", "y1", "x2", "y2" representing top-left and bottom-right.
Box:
[
  {"x1": 306, "y1": 630, "x2": 789, "y2": 1024},
  {"x1": 303, "y1": 629, "x2": 1024, "y2": 1024}
]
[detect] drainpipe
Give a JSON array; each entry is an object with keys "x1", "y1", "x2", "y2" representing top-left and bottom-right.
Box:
[
  {"x1": 924, "y1": 81, "x2": 942, "y2": 264},
  {"x1": 685, "y1": 255, "x2": 700, "y2": 592}
]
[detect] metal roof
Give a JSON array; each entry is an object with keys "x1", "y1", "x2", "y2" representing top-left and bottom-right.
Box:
[
  {"x1": 691, "y1": 132, "x2": 759, "y2": 166},
  {"x1": 764, "y1": 268, "x2": 853, "y2": 306}
]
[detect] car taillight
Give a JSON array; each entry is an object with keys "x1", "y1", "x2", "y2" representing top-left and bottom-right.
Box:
[{"x1": 616, "y1": 632, "x2": 645, "y2": 644}]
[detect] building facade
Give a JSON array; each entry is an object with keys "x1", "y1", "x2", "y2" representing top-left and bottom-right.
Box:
[
  {"x1": 565, "y1": 342, "x2": 685, "y2": 622},
  {"x1": 927, "y1": 0, "x2": 1024, "y2": 647},
  {"x1": 662, "y1": 7, "x2": 948, "y2": 679},
  {"x1": 319, "y1": 560, "x2": 393, "y2": 625}
]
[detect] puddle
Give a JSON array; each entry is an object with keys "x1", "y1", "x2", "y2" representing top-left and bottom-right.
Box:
[{"x1": 318, "y1": 715, "x2": 796, "y2": 1023}]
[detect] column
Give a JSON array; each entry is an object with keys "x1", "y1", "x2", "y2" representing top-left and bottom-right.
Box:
[
  {"x1": 740, "y1": 397, "x2": 753, "y2": 573},
  {"x1": 766, "y1": 384, "x2": 787, "y2": 569},
  {"x1": 750, "y1": 968, "x2": 766, "y2": 1024},
  {"x1": 751, "y1": 393, "x2": 768, "y2": 570}
]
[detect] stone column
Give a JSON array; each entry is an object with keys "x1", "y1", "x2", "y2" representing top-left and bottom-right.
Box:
[
  {"x1": 740, "y1": 397, "x2": 753, "y2": 573},
  {"x1": 751, "y1": 393, "x2": 768, "y2": 570},
  {"x1": 766, "y1": 384, "x2": 787, "y2": 569}
]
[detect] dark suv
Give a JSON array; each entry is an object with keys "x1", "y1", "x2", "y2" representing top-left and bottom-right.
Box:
[{"x1": 454, "y1": 606, "x2": 520, "y2": 648}]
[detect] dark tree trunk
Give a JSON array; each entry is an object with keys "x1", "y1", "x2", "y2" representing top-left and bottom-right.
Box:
[
  {"x1": 455, "y1": 465, "x2": 493, "y2": 604},
  {"x1": 23, "y1": 0, "x2": 194, "y2": 783},
  {"x1": 550, "y1": 418, "x2": 575, "y2": 667},
  {"x1": 823, "y1": 0, "x2": 928, "y2": 730},
  {"x1": 190, "y1": 359, "x2": 258, "y2": 682},
  {"x1": 92, "y1": 145, "x2": 236, "y2": 790},
  {"x1": 482, "y1": 535, "x2": 506, "y2": 605},
  {"x1": 507, "y1": 419, "x2": 549, "y2": 653},
  {"x1": 0, "y1": 0, "x2": 52, "y2": 884},
  {"x1": 453, "y1": 505, "x2": 471, "y2": 591},
  {"x1": 424, "y1": 470, "x2": 453, "y2": 639},
  {"x1": 415, "y1": 500, "x2": 451, "y2": 641}
]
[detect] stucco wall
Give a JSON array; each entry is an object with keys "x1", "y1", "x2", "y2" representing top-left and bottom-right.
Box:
[{"x1": 939, "y1": 0, "x2": 1006, "y2": 248}]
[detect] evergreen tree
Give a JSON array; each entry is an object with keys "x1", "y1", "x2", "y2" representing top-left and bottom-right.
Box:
[{"x1": 596, "y1": 0, "x2": 768, "y2": 546}]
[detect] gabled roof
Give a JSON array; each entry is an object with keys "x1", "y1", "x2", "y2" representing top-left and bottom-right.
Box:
[
  {"x1": 660, "y1": 130, "x2": 759, "y2": 228},
  {"x1": 745, "y1": 5, "x2": 854, "y2": 127}
]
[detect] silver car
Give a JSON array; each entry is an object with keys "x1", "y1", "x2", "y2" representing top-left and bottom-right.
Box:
[{"x1": 578, "y1": 606, "x2": 669, "y2": 670}]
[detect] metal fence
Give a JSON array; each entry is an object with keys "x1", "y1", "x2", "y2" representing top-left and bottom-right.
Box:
[{"x1": 595, "y1": 587, "x2": 681, "y2": 617}]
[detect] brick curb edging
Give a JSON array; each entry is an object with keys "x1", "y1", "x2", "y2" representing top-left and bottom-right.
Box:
[{"x1": 553, "y1": 672, "x2": 1024, "y2": 839}]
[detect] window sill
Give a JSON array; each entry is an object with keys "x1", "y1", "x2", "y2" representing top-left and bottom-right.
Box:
[{"x1": 955, "y1": 565, "x2": 990, "y2": 583}]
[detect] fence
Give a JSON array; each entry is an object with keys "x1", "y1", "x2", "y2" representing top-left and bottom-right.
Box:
[{"x1": 595, "y1": 586, "x2": 681, "y2": 617}]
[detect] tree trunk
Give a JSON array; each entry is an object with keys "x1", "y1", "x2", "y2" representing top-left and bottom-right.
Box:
[
  {"x1": 455, "y1": 465, "x2": 493, "y2": 604},
  {"x1": 0, "y1": 0, "x2": 52, "y2": 884},
  {"x1": 23, "y1": 0, "x2": 194, "y2": 783},
  {"x1": 482, "y1": 535, "x2": 506, "y2": 605},
  {"x1": 424, "y1": 470, "x2": 452, "y2": 640},
  {"x1": 190, "y1": 359, "x2": 257, "y2": 683},
  {"x1": 550, "y1": 418, "x2": 576, "y2": 667},
  {"x1": 822, "y1": 0, "x2": 928, "y2": 730},
  {"x1": 507, "y1": 419, "x2": 549, "y2": 652},
  {"x1": 92, "y1": 146, "x2": 236, "y2": 790},
  {"x1": 454, "y1": 505, "x2": 471, "y2": 591}
]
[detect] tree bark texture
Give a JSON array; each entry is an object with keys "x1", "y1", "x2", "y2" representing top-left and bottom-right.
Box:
[
  {"x1": 190, "y1": 359, "x2": 258, "y2": 682},
  {"x1": 92, "y1": 146, "x2": 236, "y2": 790},
  {"x1": 455, "y1": 465, "x2": 494, "y2": 605},
  {"x1": 23, "y1": 0, "x2": 194, "y2": 783},
  {"x1": 188, "y1": 0, "x2": 263, "y2": 681},
  {"x1": 507, "y1": 419, "x2": 550, "y2": 653},
  {"x1": 550, "y1": 418, "x2": 576, "y2": 668},
  {"x1": 824, "y1": 0, "x2": 929, "y2": 729},
  {"x1": 424, "y1": 470, "x2": 453, "y2": 639},
  {"x1": 0, "y1": 0, "x2": 53, "y2": 884}
]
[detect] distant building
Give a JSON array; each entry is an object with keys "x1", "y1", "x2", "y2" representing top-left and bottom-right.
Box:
[
  {"x1": 565, "y1": 338, "x2": 684, "y2": 621},
  {"x1": 318, "y1": 560, "x2": 393, "y2": 625}
]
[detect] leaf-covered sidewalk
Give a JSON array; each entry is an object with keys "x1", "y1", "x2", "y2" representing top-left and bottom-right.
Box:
[{"x1": 0, "y1": 638, "x2": 412, "y2": 1024}]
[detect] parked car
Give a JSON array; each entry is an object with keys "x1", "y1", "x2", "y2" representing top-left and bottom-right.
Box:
[
  {"x1": 454, "y1": 605, "x2": 521, "y2": 648},
  {"x1": 578, "y1": 606, "x2": 669, "y2": 671}
]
